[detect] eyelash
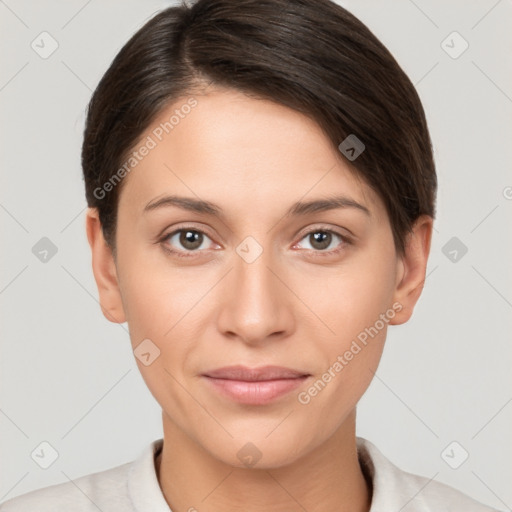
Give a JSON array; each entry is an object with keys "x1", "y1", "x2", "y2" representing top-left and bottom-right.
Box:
[{"x1": 158, "y1": 225, "x2": 352, "y2": 260}]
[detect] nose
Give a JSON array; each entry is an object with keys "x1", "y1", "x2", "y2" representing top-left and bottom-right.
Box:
[{"x1": 216, "y1": 241, "x2": 295, "y2": 346}]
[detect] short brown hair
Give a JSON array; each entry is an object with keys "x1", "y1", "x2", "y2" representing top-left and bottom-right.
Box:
[{"x1": 82, "y1": 0, "x2": 437, "y2": 257}]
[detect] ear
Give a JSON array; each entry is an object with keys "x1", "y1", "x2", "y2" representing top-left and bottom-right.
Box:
[
  {"x1": 389, "y1": 214, "x2": 433, "y2": 325},
  {"x1": 85, "y1": 207, "x2": 127, "y2": 324}
]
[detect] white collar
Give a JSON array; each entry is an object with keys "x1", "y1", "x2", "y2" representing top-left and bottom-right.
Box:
[{"x1": 126, "y1": 436, "x2": 476, "y2": 511}]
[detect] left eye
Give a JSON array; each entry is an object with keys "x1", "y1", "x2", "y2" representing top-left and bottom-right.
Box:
[{"x1": 295, "y1": 229, "x2": 347, "y2": 253}]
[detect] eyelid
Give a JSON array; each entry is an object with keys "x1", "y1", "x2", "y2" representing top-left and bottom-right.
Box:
[
  {"x1": 294, "y1": 223, "x2": 353, "y2": 244},
  {"x1": 158, "y1": 222, "x2": 218, "y2": 245}
]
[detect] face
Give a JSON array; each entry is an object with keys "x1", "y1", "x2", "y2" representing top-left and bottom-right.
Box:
[{"x1": 87, "y1": 87, "x2": 431, "y2": 469}]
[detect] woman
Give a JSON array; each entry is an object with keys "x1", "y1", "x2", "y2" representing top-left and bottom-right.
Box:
[{"x1": 0, "y1": 0, "x2": 501, "y2": 510}]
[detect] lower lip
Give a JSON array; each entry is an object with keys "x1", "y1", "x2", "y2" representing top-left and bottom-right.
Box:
[{"x1": 202, "y1": 376, "x2": 310, "y2": 405}]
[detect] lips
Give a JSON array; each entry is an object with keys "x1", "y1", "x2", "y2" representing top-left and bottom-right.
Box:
[
  {"x1": 202, "y1": 365, "x2": 309, "y2": 381},
  {"x1": 201, "y1": 365, "x2": 311, "y2": 405}
]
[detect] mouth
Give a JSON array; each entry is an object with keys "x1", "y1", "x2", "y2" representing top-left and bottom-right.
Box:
[{"x1": 201, "y1": 365, "x2": 311, "y2": 405}]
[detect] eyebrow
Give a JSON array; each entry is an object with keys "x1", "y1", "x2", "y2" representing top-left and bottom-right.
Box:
[{"x1": 143, "y1": 194, "x2": 371, "y2": 218}]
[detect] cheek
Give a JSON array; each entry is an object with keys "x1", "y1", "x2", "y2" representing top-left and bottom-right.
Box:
[
  {"x1": 296, "y1": 279, "x2": 392, "y2": 423},
  {"x1": 119, "y1": 264, "x2": 195, "y2": 409},
  {"x1": 116, "y1": 242, "x2": 194, "y2": 340},
  {"x1": 299, "y1": 250, "x2": 397, "y2": 339},
  {"x1": 295, "y1": 245, "x2": 396, "y2": 393},
  {"x1": 115, "y1": 246, "x2": 208, "y2": 392}
]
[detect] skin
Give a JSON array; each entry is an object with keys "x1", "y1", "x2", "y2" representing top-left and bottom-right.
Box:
[{"x1": 86, "y1": 87, "x2": 432, "y2": 512}]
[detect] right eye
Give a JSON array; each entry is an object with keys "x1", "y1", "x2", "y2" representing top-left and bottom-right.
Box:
[{"x1": 160, "y1": 227, "x2": 219, "y2": 258}]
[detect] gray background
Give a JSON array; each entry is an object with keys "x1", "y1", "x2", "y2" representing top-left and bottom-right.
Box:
[{"x1": 1, "y1": 0, "x2": 511, "y2": 509}]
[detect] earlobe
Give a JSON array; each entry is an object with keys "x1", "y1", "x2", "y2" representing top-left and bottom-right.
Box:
[
  {"x1": 85, "y1": 208, "x2": 127, "y2": 324},
  {"x1": 389, "y1": 215, "x2": 433, "y2": 326}
]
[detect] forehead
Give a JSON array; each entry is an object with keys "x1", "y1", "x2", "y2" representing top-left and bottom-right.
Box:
[{"x1": 117, "y1": 88, "x2": 384, "y2": 219}]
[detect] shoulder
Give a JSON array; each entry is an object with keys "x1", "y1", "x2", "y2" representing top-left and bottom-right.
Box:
[
  {"x1": 0, "y1": 438, "x2": 167, "y2": 512},
  {"x1": 357, "y1": 437, "x2": 503, "y2": 512},
  {"x1": 0, "y1": 460, "x2": 133, "y2": 512}
]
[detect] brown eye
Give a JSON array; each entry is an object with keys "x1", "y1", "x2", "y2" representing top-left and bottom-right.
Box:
[
  {"x1": 294, "y1": 227, "x2": 351, "y2": 257},
  {"x1": 162, "y1": 228, "x2": 212, "y2": 255},
  {"x1": 308, "y1": 231, "x2": 332, "y2": 251},
  {"x1": 178, "y1": 230, "x2": 204, "y2": 250}
]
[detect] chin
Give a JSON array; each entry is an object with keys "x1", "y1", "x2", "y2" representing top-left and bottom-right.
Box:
[{"x1": 203, "y1": 429, "x2": 316, "y2": 470}]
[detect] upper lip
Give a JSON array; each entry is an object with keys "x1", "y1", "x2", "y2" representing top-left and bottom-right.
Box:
[{"x1": 202, "y1": 365, "x2": 310, "y2": 381}]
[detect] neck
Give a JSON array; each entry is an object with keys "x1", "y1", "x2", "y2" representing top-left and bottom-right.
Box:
[{"x1": 155, "y1": 409, "x2": 372, "y2": 512}]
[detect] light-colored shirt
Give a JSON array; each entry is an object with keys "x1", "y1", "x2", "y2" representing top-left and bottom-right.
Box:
[{"x1": 0, "y1": 437, "x2": 502, "y2": 511}]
